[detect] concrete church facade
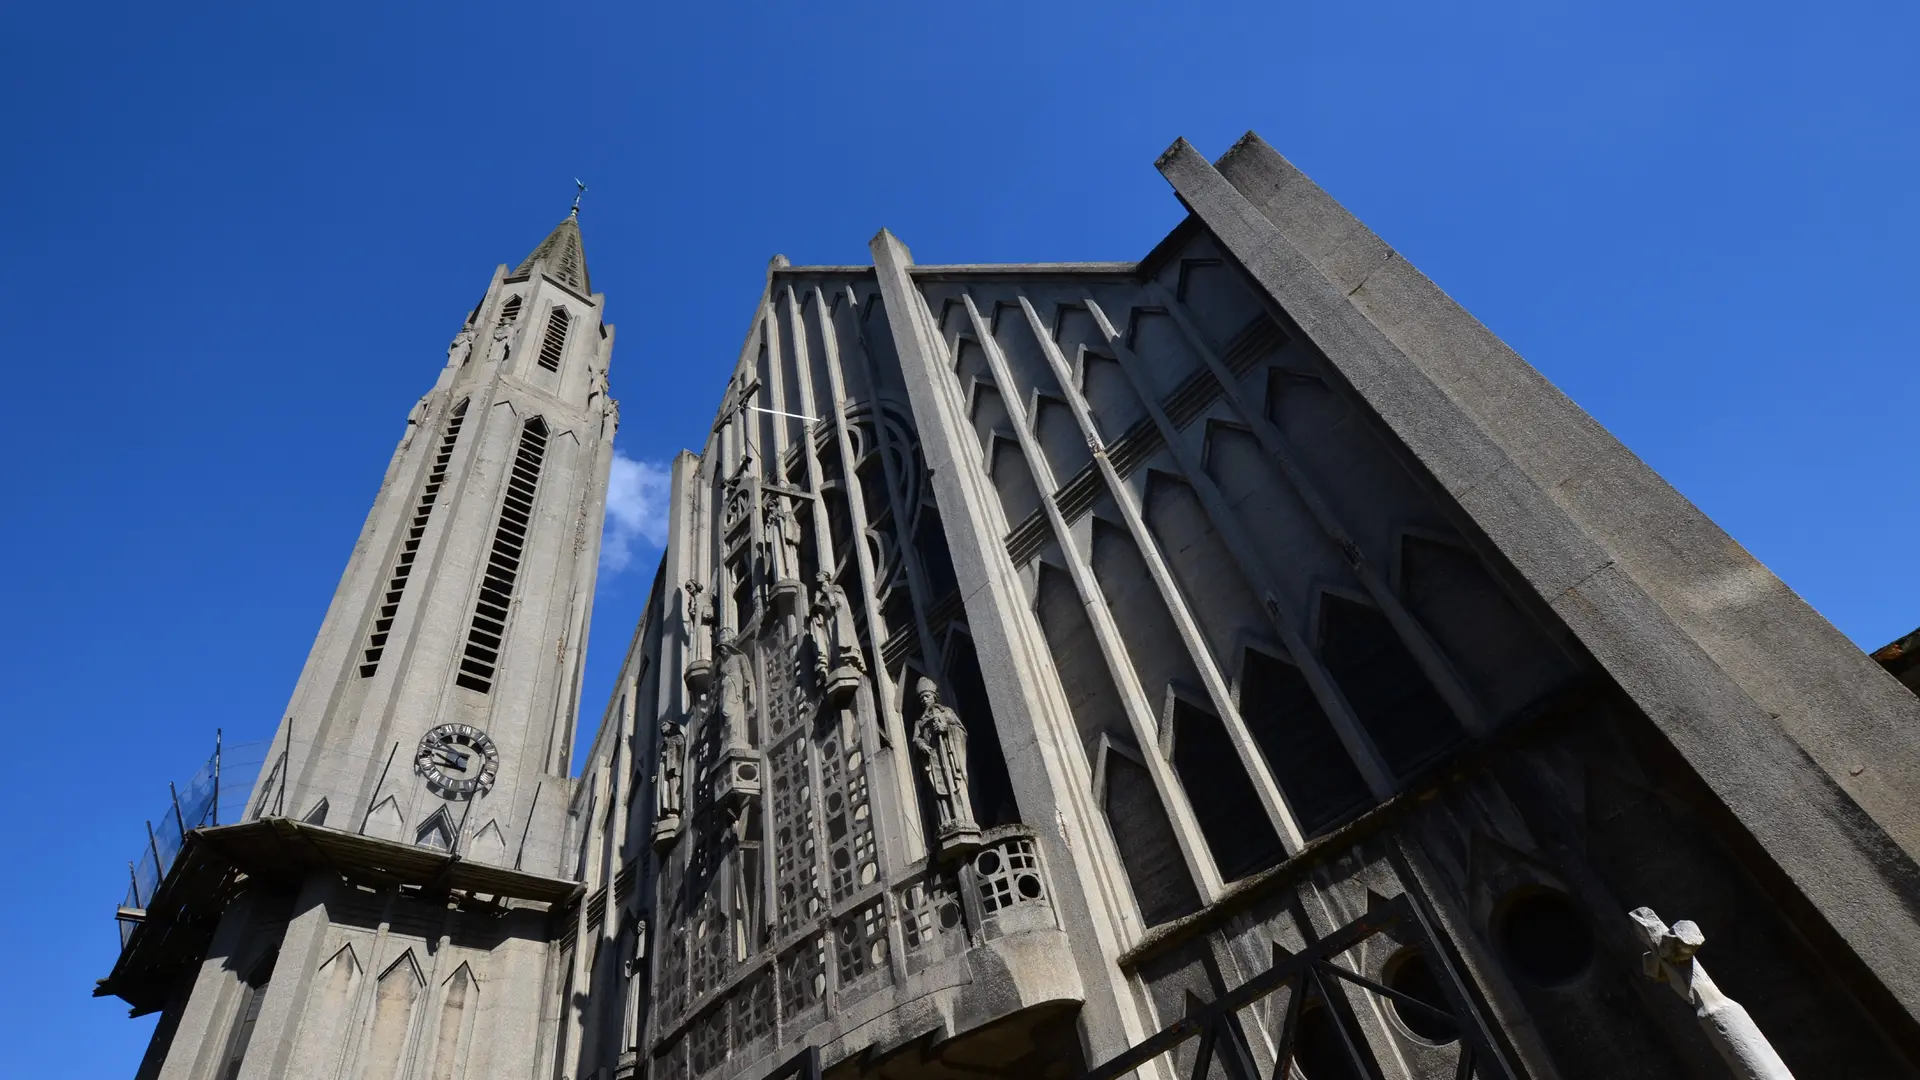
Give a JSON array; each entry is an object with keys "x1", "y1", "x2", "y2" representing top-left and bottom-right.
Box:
[{"x1": 104, "y1": 134, "x2": 1920, "y2": 1080}]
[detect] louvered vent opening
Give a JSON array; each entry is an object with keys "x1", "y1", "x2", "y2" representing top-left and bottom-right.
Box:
[
  {"x1": 360, "y1": 400, "x2": 468, "y2": 677},
  {"x1": 456, "y1": 418, "x2": 548, "y2": 693},
  {"x1": 500, "y1": 295, "x2": 523, "y2": 323},
  {"x1": 537, "y1": 308, "x2": 570, "y2": 372}
]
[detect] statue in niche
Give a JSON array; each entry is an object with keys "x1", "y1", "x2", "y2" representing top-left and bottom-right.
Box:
[
  {"x1": 714, "y1": 626, "x2": 752, "y2": 753},
  {"x1": 652, "y1": 719, "x2": 685, "y2": 851},
  {"x1": 682, "y1": 581, "x2": 714, "y2": 694},
  {"x1": 762, "y1": 494, "x2": 803, "y2": 585},
  {"x1": 447, "y1": 325, "x2": 476, "y2": 367},
  {"x1": 913, "y1": 677, "x2": 980, "y2": 850},
  {"x1": 489, "y1": 318, "x2": 514, "y2": 363},
  {"x1": 684, "y1": 580, "x2": 712, "y2": 628},
  {"x1": 711, "y1": 625, "x2": 763, "y2": 812},
  {"x1": 809, "y1": 571, "x2": 867, "y2": 703}
]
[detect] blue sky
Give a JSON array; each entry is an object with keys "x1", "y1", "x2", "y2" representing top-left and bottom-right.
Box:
[{"x1": 4, "y1": 1, "x2": 1916, "y2": 1073}]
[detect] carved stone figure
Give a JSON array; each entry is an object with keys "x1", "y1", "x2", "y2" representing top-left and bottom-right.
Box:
[
  {"x1": 652, "y1": 720, "x2": 685, "y2": 851},
  {"x1": 448, "y1": 325, "x2": 476, "y2": 367},
  {"x1": 762, "y1": 495, "x2": 803, "y2": 585},
  {"x1": 913, "y1": 678, "x2": 979, "y2": 846},
  {"x1": 1629, "y1": 908, "x2": 1796, "y2": 1079},
  {"x1": 714, "y1": 626, "x2": 751, "y2": 754},
  {"x1": 684, "y1": 580, "x2": 710, "y2": 627},
  {"x1": 682, "y1": 581, "x2": 714, "y2": 694},
  {"x1": 809, "y1": 571, "x2": 867, "y2": 702},
  {"x1": 489, "y1": 319, "x2": 513, "y2": 363},
  {"x1": 656, "y1": 720, "x2": 685, "y2": 817}
]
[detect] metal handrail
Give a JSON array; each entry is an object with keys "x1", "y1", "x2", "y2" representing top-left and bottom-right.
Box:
[{"x1": 1080, "y1": 890, "x2": 1516, "y2": 1080}]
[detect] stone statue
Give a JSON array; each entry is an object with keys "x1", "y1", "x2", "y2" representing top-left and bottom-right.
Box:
[
  {"x1": 684, "y1": 580, "x2": 709, "y2": 627},
  {"x1": 808, "y1": 571, "x2": 867, "y2": 689},
  {"x1": 762, "y1": 495, "x2": 802, "y2": 585},
  {"x1": 1629, "y1": 908, "x2": 1796, "y2": 1079},
  {"x1": 655, "y1": 719, "x2": 685, "y2": 823},
  {"x1": 448, "y1": 326, "x2": 476, "y2": 367},
  {"x1": 489, "y1": 319, "x2": 513, "y2": 363},
  {"x1": 714, "y1": 626, "x2": 752, "y2": 753},
  {"x1": 913, "y1": 677, "x2": 978, "y2": 842}
]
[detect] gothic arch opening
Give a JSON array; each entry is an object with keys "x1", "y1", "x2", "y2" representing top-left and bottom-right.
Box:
[
  {"x1": 1167, "y1": 691, "x2": 1283, "y2": 881},
  {"x1": 1237, "y1": 646, "x2": 1370, "y2": 836},
  {"x1": 1316, "y1": 592, "x2": 1462, "y2": 780},
  {"x1": 1097, "y1": 738, "x2": 1200, "y2": 926}
]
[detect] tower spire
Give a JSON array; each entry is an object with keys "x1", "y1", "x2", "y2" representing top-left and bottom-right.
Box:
[{"x1": 514, "y1": 201, "x2": 590, "y2": 293}]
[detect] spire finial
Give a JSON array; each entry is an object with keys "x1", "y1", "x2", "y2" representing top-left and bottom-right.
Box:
[{"x1": 571, "y1": 178, "x2": 586, "y2": 218}]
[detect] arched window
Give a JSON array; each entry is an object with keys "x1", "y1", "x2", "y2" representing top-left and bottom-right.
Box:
[
  {"x1": 538, "y1": 307, "x2": 570, "y2": 371},
  {"x1": 362, "y1": 400, "x2": 467, "y2": 677},
  {"x1": 499, "y1": 295, "x2": 522, "y2": 324},
  {"x1": 456, "y1": 417, "x2": 548, "y2": 693}
]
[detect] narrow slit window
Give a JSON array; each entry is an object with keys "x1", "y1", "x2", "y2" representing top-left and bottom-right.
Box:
[
  {"x1": 456, "y1": 418, "x2": 548, "y2": 693},
  {"x1": 360, "y1": 400, "x2": 467, "y2": 677},
  {"x1": 537, "y1": 308, "x2": 570, "y2": 371}
]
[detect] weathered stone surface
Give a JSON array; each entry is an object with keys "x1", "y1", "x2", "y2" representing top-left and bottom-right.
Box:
[{"x1": 121, "y1": 137, "x2": 1920, "y2": 1080}]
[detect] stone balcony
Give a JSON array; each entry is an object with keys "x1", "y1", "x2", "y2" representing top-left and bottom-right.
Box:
[{"x1": 650, "y1": 826, "x2": 1085, "y2": 1080}]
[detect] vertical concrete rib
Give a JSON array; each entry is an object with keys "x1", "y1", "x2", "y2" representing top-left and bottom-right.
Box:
[
  {"x1": 1020, "y1": 294, "x2": 1306, "y2": 850},
  {"x1": 784, "y1": 280, "x2": 918, "y2": 870},
  {"x1": 835, "y1": 284, "x2": 944, "y2": 690},
  {"x1": 869, "y1": 229, "x2": 1159, "y2": 1062},
  {"x1": 1132, "y1": 282, "x2": 1485, "y2": 734},
  {"x1": 961, "y1": 293, "x2": 1227, "y2": 901},
  {"x1": 1022, "y1": 295, "x2": 1395, "y2": 799},
  {"x1": 1160, "y1": 132, "x2": 1920, "y2": 1023},
  {"x1": 813, "y1": 284, "x2": 926, "y2": 862}
]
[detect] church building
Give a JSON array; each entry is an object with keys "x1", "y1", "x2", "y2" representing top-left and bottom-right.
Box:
[{"x1": 101, "y1": 134, "x2": 1920, "y2": 1080}]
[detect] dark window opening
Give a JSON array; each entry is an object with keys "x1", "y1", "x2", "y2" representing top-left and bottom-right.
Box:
[
  {"x1": 938, "y1": 635, "x2": 1019, "y2": 829},
  {"x1": 1401, "y1": 536, "x2": 1578, "y2": 723},
  {"x1": 537, "y1": 307, "x2": 570, "y2": 372},
  {"x1": 1383, "y1": 948, "x2": 1459, "y2": 1044},
  {"x1": 1498, "y1": 889, "x2": 1593, "y2": 987},
  {"x1": 912, "y1": 506, "x2": 958, "y2": 599},
  {"x1": 1102, "y1": 748, "x2": 1200, "y2": 926},
  {"x1": 1317, "y1": 594, "x2": 1463, "y2": 778},
  {"x1": 218, "y1": 955, "x2": 276, "y2": 1080},
  {"x1": 456, "y1": 418, "x2": 547, "y2": 693},
  {"x1": 362, "y1": 400, "x2": 466, "y2": 677},
  {"x1": 1169, "y1": 697, "x2": 1283, "y2": 880},
  {"x1": 1290, "y1": 997, "x2": 1366, "y2": 1080},
  {"x1": 1238, "y1": 648, "x2": 1371, "y2": 834}
]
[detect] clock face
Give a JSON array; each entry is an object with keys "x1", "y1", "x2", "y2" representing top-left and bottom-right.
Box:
[{"x1": 414, "y1": 724, "x2": 500, "y2": 800}]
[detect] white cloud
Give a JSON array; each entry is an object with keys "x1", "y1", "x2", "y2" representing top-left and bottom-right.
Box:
[{"x1": 601, "y1": 451, "x2": 671, "y2": 573}]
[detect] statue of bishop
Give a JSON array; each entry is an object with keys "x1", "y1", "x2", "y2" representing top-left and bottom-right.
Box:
[{"x1": 913, "y1": 677, "x2": 979, "y2": 847}]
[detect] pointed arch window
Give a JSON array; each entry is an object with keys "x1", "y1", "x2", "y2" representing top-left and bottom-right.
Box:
[
  {"x1": 499, "y1": 295, "x2": 523, "y2": 324},
  {"x1": 537, "y1": 307, "x2": 570, "y2": 371},
  {"x1": 217, "y1": 954, "x2": 275, "y2": 1080},
  {"x1": 362, "y1": 400, "x2": 467, "y2": 676},
  {"x1": 456, "y1": 417, "x2": 548, "y2": 693},
  {"x1": 415, "y1": 807, "x2": 454, "y2": 851}
]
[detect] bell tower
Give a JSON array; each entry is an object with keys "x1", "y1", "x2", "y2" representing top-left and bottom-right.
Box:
[
  {"x1": 117, "y1": 209, "x2": 619, "y2": 1080},
  {"x1": 263, "y1": 205, "x2": 615, "y2": 861}
]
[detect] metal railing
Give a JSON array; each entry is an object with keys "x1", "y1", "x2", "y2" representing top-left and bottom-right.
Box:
[
  {"x1": 117, "y1": 732, "x2": 271, "y2": 947},
  {"x1": 1081, "y1": 891, "x2": 1517, "y2": 1080}
]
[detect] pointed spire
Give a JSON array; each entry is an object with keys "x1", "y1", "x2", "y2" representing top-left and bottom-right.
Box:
[{"x1": 514, "y1": 210, "x2": 591, "y2": 294}]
